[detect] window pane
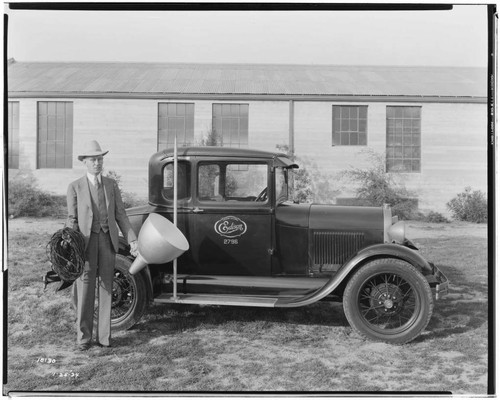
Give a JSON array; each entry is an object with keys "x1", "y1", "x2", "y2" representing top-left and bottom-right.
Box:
[
  {"x1": 198, "y1": 164, "x2": 221, "y2": 200},
  {"x1": 403, "y1": 147, "x2": 413, "y2": 158},
  {"x1": 359, "y1": 119, "x2": 367, "y2": 133},
  {"x1": 350, "y1": 132, "x2": 358, "y2": 146},
  {"x1": 359, "y1": 107, "x2": 367, "y2": 119},
  {"x1": 350, "y1": 118, "x2": 358, "y2": 131},
  {"x1": 333, "y1": 131, "x2": 340, "y2": 146},
  {"x1": 231, "y1": 123, "x2": 240, "y2": 144},
  {"x1": 163, "y1": 162, "x2": 191, "y2": 200},
  {"x1": 333, "y1": 106, "x2": 341, "y2": 118},
  {"x1": 334, "y1": 119, "x2": 341, "y2": 133},
  {"x1": 225, "y1": 164, "x2": 267, "y2": 201}
]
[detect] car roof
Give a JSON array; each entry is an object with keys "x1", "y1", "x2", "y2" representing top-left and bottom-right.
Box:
[{"x1": 152, "y1": 146, "x2": 291, "y2": 161}]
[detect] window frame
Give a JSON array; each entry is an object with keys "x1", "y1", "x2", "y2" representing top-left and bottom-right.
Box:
[
  {"x1": 212, "y1": 103, "x2": 249, "y2": 148},
  {"x1": 8, "y1": 101, "x2": 20, "y2": 169},
  {"x1": 37, "y1": 101, "x2": 73, "y2": 169},
  {"x1": 386, "y1": 105, "x2": 422, "y2": 173},
  {"x1": 158, "y1": 102, "x2": 195, "y2": 151},
  {"x1": 332, "y1": 105, "x2": 368, "y2": 146}
]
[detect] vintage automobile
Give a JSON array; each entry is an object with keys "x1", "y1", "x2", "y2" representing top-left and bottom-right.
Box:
[{"x1": 111, "y1": 146, "x2": 448, "y2": 344}]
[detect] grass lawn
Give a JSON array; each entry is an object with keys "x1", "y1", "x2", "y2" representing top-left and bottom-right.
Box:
[{"x1": 4, "y1": 217, "x2": 490, "y2": 394}]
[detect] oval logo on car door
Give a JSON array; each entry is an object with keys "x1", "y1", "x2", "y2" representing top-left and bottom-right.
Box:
[{"x1": 214, "y1": 216, "x2": 247, "y2": 238}]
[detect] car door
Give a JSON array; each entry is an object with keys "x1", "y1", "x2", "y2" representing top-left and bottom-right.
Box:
[{"x1": 189, "y1": 159, "x2": 272, "y2": 276}]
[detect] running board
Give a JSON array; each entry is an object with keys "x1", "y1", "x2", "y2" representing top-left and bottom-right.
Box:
[{"x1": 153, "y1": 293, "x2": 279, "y2": 307}]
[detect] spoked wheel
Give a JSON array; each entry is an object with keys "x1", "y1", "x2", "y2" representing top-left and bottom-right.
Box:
[
  {"x1": 111, "y1": 255, "x2": 147, "y2": 331},
  {"x1": 343, "y1": 258, "x2": 433, "y2": 344},
  {"x1": 94, "y1": 254, "x2": 147, "y2": 331}
]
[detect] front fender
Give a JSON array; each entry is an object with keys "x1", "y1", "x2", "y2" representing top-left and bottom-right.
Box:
[
  {"x1": 344, "y1": 243, "x2": 433, "y2": 276},
  {"x1": 275, "y1": 243, "x2": 432, "y2": 308}
]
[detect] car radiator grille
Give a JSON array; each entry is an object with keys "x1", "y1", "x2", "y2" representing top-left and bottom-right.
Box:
[{"x1": 313, "y1": 231, "x2": 365, "y2": 269}]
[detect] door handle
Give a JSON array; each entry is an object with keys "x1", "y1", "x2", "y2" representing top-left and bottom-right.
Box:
[{"x1": 192, "y1": 207, "x2": 204, "y2": 213}]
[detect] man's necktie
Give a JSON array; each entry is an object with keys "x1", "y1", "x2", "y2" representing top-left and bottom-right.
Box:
[{"x1": 96, "y1": 178, "x2": 108, "y2": 231}]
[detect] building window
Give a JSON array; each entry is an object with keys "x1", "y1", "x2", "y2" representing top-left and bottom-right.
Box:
[
  {"x1": 212, "y1": 104, "x2": 249, "y2": 147},
  {"x1": 37, "y1": 102, "x2": 73, "y2": 169},
  {"x1": 8, "y1": 102, "x2": 20, "y2": 169},
  {"x1": 158, "y1": 103, "x2": 194, "y2": 150},
  {"x1": 386, "y1": 106, "x2": 421, "y2": 173},
  {"x1": 332, "y1": 106, "x2": 367, "y2": 146}
]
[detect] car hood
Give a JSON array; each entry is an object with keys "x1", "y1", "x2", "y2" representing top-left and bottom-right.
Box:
[{"x1": 276, "y1": 202, "x2": 384, "y2": 232}]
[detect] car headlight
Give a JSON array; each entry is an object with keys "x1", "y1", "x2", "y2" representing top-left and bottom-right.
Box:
[{"x1": 388, "y1": 221, "x2": 406, "y2": 244}]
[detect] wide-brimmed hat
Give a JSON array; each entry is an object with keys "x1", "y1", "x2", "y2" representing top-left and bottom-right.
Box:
[{"x1": 78, "y1": 140, "x2": 109, "y2": 161}]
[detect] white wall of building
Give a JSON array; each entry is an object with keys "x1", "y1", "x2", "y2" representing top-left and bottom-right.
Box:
[
  {"x1": 293, "y1": 101, "x2": 487, "y2": 213},
  {"x1": 10, "y1": 97, "x2": 487, "y2": 215}
]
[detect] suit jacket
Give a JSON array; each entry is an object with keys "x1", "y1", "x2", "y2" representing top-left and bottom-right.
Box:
[{"x1": 66, "y1": 175, "x2": 137, "y2": 252}]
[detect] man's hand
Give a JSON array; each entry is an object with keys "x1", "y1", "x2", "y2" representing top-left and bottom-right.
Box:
[{"x1": 130, "y1": 241, "x2": 139, "y2": 257}]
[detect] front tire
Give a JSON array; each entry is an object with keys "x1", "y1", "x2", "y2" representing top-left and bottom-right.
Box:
[
  {"x1": 110, "y1": 254, "x2": 147, "y2": 331},
  {"x1": 343, "y1": 258, "x2": 433, "y2": 344}
]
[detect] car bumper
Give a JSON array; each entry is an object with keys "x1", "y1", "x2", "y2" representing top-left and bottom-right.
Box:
[{"x1": 429, "y1": 263, "x2": 449, "y2": 300}]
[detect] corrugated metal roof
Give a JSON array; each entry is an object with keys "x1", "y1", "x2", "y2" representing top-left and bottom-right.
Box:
[{"x1": 7, "y1": 61, "x2": 487, "y2": 98}]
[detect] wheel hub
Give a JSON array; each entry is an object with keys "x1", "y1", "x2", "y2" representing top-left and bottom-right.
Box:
[
  {"x1": 370, "y1": 283, "x2": 404, "y2": 315},
  {"x1": 111, "y1": 273, "x2": 133, "y2": 308},
  {"x1": 112, "y1": 281, "x2": 124, "y2": 307}
]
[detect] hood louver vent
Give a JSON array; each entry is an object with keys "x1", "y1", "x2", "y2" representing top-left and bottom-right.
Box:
[{"x1": 313, "y1": 231, "x2": 365, "y2": 268}]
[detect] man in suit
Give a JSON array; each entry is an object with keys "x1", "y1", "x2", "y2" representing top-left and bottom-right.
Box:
[{"x1": 67, "y1": 140, "x2": 138, "y2": 351}]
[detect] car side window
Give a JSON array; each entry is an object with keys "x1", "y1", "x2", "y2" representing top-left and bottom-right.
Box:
[
  {"x1": 198, "y1": 163, "x2": 268, "y2": 203},
  {"x1": 163, "y1": 162, "x2": 190, "y2": 200}
]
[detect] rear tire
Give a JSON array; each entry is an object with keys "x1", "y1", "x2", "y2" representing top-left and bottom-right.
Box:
[
  {"x1": 343, "y1": 258, "x2": 433, "y2": 344},
  {"x1": 110, "y1": 254, "x2": 147, "y2": 331}
]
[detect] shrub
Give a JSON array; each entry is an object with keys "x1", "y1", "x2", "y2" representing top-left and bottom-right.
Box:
[
  {"x1": 416, "y1": 211, "x2": 450, "y2": 223},
  {"x1": 291, "y1": 167, "x2": 314, "y2": 203},
  {"x1": 447, "y1": 187, "x2": 487, "y2": 223},
  {"x1": 8, "y1": 173, "x2": 64, "y2": 218},
  {"x1": 276, "y1": 144, "x2": 315, "y2": 203},
  {"x1": 198, "y1": 126, "x2": 223, "y2": 147},
  {"x1": 340, "y1": 151, "x2": 418, "y2": 220}
]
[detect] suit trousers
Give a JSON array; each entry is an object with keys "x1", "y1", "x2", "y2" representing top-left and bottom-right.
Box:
[{"x1": 73, "y1": 230, "x2": 115, "y2": 346}]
